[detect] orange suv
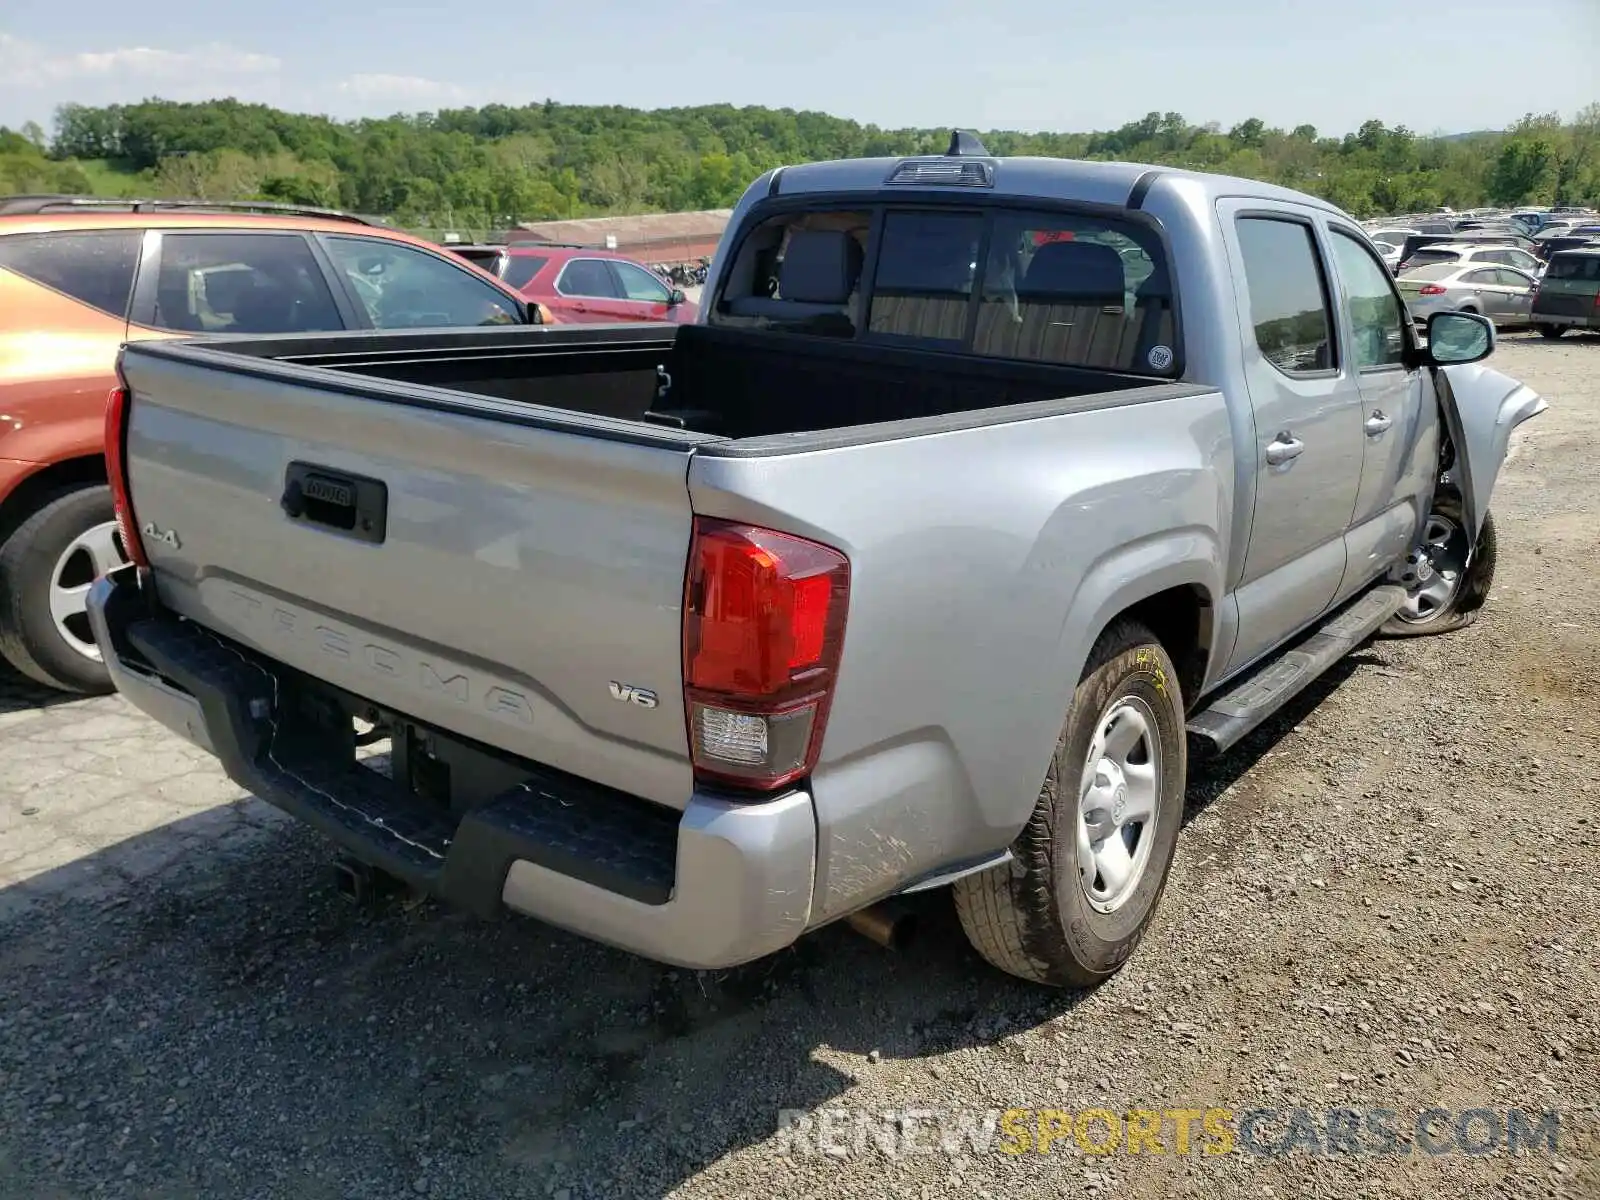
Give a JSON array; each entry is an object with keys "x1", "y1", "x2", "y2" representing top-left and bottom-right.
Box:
[{"x1": 0, "y1": 195, "x2": 550, "y2": 694}]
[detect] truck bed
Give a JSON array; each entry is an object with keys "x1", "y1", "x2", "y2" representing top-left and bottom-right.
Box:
[{"x1": 188, "y1": 322, "x2": 1169, "y2": 442}]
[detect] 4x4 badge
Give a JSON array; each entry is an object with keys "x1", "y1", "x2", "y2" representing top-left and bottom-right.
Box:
[{"x1": 141, "y1": 522, "x2": 180, "y2": 549}]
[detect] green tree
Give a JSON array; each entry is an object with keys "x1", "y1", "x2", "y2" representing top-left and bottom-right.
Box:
[
  {"x1": 24, "y1": 96, "x2": 1600, "y2": 228},
  {"x1": 1488, "y1": 135, "x2": 1559, "y2": 204}
]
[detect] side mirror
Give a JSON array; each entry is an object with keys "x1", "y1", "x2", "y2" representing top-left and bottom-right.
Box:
[
  {"x1": 667, "y1": 288, "x2": 687, "y2": 306},
  {"x1": 1426, "y1": 310, "x2": 1494, "y2": 365}
]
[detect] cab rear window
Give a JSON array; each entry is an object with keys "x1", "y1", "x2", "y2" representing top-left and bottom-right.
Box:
[{"x1": 712, "y1": 205, "x2": 1178, "y2": 376}]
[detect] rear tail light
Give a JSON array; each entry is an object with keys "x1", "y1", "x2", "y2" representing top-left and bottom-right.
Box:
[
  {"x1": 682, "y1": 518, "x2": 849, "y2": 792},
  {"x1": 1418, "y1": 284, "x2": 1447, "y2": 296},
  {"x1": 104, "y1": 386, "x2": 148, "y2": 569}
]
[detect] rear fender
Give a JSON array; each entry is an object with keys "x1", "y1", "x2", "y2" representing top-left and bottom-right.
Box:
[
  {"x1": 1434, "y1": 362, "x2": 1547, "y2": 541},
  {"x1": 1055, "y1": 532, "x2": 1225, "y2": 717}
]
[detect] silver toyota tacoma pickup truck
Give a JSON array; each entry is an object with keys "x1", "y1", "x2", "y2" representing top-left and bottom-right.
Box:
[{"x1": 88, "y1": 133, "x2": 1546, "y2": 988}]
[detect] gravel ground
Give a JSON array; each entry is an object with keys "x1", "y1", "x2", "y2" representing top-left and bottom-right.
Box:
[{"x1": 1, "y1": 333, "x2": 1597, "y2": 1199}]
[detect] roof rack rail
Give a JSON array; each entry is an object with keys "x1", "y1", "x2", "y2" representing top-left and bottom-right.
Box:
[
  {"x1": 500, "y1": 239, "x2": 595, "y2": 250},
  {"x1": 0, "y1": 193, "x2": 382, "y2": 226}
]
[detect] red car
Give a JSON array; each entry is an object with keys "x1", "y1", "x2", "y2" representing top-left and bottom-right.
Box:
[{"x1": 449, "y1": 244, "x2": 699, "y2": 324}]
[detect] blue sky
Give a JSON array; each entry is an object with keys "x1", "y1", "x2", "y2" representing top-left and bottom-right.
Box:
[{"x1": 2, "y1": 0, "x2": 1596, "y2": 137}]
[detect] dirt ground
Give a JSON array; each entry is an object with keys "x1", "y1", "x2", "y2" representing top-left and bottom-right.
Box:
[{"x1": 0, "y1": 332, "x2": 1596, "y2": 1200}]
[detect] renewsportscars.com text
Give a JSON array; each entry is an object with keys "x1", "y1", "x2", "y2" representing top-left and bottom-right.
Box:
[{"x1": 775, "y1": 1106, "x2": 1561, "y2": 1159}]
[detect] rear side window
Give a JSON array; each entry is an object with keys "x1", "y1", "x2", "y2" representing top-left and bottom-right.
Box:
[
  {"x1": 447, "y1": 248, "x2": 505, "y2": 274},
  {"x1": 1546, "y1": 255, "x2": 1600, "y2": 281},
  {"x1": 501, "y1": 255, "x2": 548, "y2": 289},
  {"x1": 1234, "y1": 217, "x2": 1336, "y2": 375},
  {"x1": 153, "y1": 233, "x2": 343, "y2": 334},
  {"x1": 0, "y1": 230, "x2": 141, "y2": 319},
  {"x1": 323, "y1": 237, "x2": 522, "y2": 329},
  {"x1": 558, "y1": 259, "x2": 622, "y2": 298}
]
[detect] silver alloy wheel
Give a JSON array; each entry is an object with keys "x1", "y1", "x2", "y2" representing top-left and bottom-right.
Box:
[
  {"x1": 48, "y1": 520, "x2": 128, "y2": 663},
  {"x1": 1393, "y1": 513, "x2": 1466, "y2": 624},
  {"x1": 1076, "y1": 695, "x2": 1162, "y2": 913}
]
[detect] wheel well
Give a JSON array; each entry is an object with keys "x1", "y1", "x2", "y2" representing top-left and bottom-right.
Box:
[
  {"x1": 1119, "y1": 585, "x2": 1211, "y2": 711},
  {"x1": 0, "y1": 455, "x2": 107, "y2": 547}
]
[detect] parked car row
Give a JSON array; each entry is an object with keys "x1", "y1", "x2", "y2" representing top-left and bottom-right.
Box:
[
  {"x1": 0, "y1": 192, "x2": 727, "y2": 698},
  {"x1": 445, "y1": 242, "x2": 701, "y2": 325},
  {"x1": 0, "y1": 194, "x2": 552, "y2": 694},
  {"x1": 1362, "y1": 204, "x2": 1600, "y2": 337}
]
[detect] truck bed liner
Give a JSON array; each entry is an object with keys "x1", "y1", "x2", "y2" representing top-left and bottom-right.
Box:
[{"x1": 169, "y1": 322, "x2": 1176, "y2": 443}]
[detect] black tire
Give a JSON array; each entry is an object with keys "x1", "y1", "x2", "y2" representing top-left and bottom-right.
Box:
[
  {"x1": 953, "y1": 619, "x2": 1186, "y2": 988},
  {"x1": 0, "y1": 484, "x2": 119, "y2": 694},
  {"x1": 1379, "y1": 507, "x2": 1497, "y2": 638},
  {"x1": 1538, "y1": 324, "x2": 1565, "y2": 340}
]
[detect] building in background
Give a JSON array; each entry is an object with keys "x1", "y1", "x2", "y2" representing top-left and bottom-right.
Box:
[{"x1": 503, "y1": 209, "x2": 731, "y2": 265}]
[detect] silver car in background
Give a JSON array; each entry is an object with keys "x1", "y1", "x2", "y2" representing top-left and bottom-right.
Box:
[
  {"x1": 1367, "y1": 226, "x2": 1422, "y2": 248},
  {"x1": 1398, "y1": 241, "x2": 1546, "y2": 276},
  {"x1": 1397, "y1": 262, "x2": 1540, "y2": 328}
]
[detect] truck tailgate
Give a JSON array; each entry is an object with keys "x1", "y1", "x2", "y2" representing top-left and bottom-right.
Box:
[{"x1": 118, "y1": 345, "x2": 698, "y2": 807}]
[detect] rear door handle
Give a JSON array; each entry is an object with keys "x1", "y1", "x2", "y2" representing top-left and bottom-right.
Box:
[
  {"x1": 1365, "y1": 411, "x2": 1393, "y2": 436},
  {"x1": 1265, "y1": 434, "x2": 1305, "y2": 466}
]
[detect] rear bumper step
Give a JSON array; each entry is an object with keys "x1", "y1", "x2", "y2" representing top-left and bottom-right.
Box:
[
  {"x1": 1187, "y1": 584, "x2": 1406, "y2": 755},
  {"x1": 87, "y1": 567, "x2": 817, "y2": 969}
]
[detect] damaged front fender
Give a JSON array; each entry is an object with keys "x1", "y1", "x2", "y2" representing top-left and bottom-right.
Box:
[{"x1": 1434, "y1": 362, "x2": 1549, "y2": 542}]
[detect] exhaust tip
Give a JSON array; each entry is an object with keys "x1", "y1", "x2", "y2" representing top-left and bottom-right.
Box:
[{"x1": 844, "y1": 904, "x2": 919, "y2": 952}]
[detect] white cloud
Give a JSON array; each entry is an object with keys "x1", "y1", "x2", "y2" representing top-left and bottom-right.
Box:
[
  {"x1": 335, "y1": 73, "x2": 474, "y2": 108},
  {"x1": 0, "y1": 32, "x2": 279, "y2": 90},
  {"x1": 0, "y1": 33, "x2": 486, "y2": 125}
]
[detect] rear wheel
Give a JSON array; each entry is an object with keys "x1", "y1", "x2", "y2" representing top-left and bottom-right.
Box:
[
  {"x1": 0, "y1": 485, "x2": 126, "y2": 694},
  {"x1": 953, "y1": 619, "x2": 1186, "y2": 988},
  {"x1": 1538, "y1": 324, "x2": 1565, "y2": 340}
]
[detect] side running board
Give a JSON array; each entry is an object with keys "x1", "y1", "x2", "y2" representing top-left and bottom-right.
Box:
[{"x1": 1187, "y1": 584, "x2": 1406, "y2": 755}]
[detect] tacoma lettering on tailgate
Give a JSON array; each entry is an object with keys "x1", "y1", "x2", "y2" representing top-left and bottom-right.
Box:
[{"x1": 222, "y1": 586, "x2": 536, "y2": 726}]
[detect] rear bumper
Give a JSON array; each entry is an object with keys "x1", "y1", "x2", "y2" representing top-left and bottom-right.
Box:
[
  {"x1": 1405, "y1": 299, "x2": 1451, "y2": 325},
  {"x1": 1531, "y1": 310, "x2": 1600, "y2": 329},
  {"x1": 87, "y1": 567, "x2": 817, "y2": 969}
]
